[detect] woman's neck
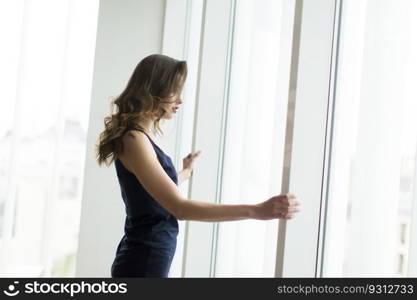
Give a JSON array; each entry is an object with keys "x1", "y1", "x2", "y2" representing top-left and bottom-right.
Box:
[{"x1": 135, "y1": 118, "x2": 154, "y2": 135}]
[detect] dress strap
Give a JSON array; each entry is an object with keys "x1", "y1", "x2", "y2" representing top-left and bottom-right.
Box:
[
  {"x1": 130, "y1": 127, "x2": 165, "y2": 155},
  {"x1": 131, "y1": 127, "x2": 152, "y2": 141}
]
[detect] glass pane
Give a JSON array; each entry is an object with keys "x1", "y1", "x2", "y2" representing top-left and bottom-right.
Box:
[
  {"x1": 214, "y1": 0, "x2": 294, "y2": 277},
  {"x1": 322, "y1": 0, "x2": 417, "y2": 277},
  {"x1": 0, "y1": 0, "x2": 98, "y2": 277}
]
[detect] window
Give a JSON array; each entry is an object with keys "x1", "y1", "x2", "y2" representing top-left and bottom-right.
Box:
[
  {"x1": 214, "y1": 0, "x2": 294, "y2": 277},
  {"x1": 161, "y1": 0, "x2": 205, "y2": 277},
  {"x1": 0, "y1": 0, "x2": 99, "y2": 277},
  {"x1": 322, "y1": 0, "x2": 417, "y2": 277}
]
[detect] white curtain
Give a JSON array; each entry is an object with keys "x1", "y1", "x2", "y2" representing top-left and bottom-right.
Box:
[{"x1": 0, "y1": 0, "x2": 99, "y2": 277}]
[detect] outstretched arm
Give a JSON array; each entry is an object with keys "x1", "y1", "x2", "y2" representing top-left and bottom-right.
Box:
[{"x1": 121, "y1": 130, "x2": 300, "y2": 222}]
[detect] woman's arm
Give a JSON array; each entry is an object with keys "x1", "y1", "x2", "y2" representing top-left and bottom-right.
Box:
[
  {"x1": 177, "y1": 168, "x2": 192, "y2": 185},
  {"x1": 122, "y1": 130, "x2": 299, "y2": 222},
  {"x1": 176, "y1": 200, "x2": 255, "y2": 222},
  {"x1": 176, "y1": 194, "x2": 299, "y2": 222}
]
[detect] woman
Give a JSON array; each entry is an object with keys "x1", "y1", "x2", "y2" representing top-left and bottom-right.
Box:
[{"x1": 96, "y1": 54, "x2": 300, "y2": 278}]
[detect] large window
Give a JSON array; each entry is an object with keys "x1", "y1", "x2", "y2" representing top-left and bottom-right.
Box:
[
  {"x1": 322, "y1": 0, "x2": 417, "y2": 277},
  {"x1": 0, "y1": 0, "x2": 99, "y2": 277},
  {"x1": 213, "y1": 0, "x2": 294, "y2": 277},
  {"x1": 11, "y1": 0, "x2": 415, "y2": 278}
]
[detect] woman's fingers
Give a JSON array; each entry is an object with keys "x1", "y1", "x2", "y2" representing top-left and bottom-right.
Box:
[
  {"x1": 286, "y1": 193, "x2": 297, "y2": 200},
  {"x1": 278, "y1": 196, "x2": 300, "y2": 208},
  {"x1": 255, "y1": 193, "x2": 300, "y2": 220},
  {"x1": 287, "y1": 207, "x2": 300, "y2": 213},
  {"x1": 279, "y1": 206, "x2": 300, "y2": 215},
  {"x1": 186, "y1": 150, "x2": 202, "y2": 160},
  {"x1": 277, "y1": 193, "x2": 300, "y2": 219},
  {"x1": 289, "y1": 200, "x2": 300, "y2": 207}
]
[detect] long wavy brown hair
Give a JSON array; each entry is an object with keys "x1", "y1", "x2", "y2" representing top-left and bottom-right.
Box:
[{"x1": 96, "y1": 54, "x2": 187, "y2": 167}]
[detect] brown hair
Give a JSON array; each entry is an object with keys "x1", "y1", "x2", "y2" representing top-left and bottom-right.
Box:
[{"x1": 96, "y1": 54, "x2": 187, "y2": 166}]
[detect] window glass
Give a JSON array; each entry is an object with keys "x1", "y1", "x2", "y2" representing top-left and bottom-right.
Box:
[
  {"x1": 214, "y1": 0, "x2": 294, "y2": 277},
  {"x1": 322, "y1": 0, "x2": 417, "y2": 277}
]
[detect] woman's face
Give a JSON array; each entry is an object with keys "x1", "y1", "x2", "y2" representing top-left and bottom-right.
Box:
[{"x1": 160, "y1": 91, "x2": 183, "y2": 119}]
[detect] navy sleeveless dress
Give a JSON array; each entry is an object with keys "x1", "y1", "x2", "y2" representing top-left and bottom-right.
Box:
[{"x1": 111, "y1": 128, "x2": 179, "y2": 277}]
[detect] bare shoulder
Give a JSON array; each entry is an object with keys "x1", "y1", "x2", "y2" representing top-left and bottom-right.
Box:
[
  {"x1": 122, "y1": 129, "x2": 145, "y2": 140},
  {"x1": 119, "y1": 130, "x2": 156, "y2": 172}
]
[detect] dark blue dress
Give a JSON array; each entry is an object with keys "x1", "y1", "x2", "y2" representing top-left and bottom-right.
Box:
[{"x1": 111, "y1": 128, "x2": 179, "y2": 277}]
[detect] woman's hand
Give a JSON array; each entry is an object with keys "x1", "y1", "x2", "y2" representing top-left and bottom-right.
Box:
[
  {"x1": 252, "y1": 194, "x2": 300, "y2": 220},
  {"x1": 182, "y1": 150, "x2": 202, "y2": 172},
  {"x1": 178, "y1": 150, "x2": 202, "y2": 184}
]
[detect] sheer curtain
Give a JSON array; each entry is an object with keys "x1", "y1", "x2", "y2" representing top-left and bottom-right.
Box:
[{"x1": 0, "y1": 0, "x2": 99, "y2": 277}]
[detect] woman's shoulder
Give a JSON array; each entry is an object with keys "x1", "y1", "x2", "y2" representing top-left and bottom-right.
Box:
[
  {"x1": 119, "y1": 130, "x2": 157, "y2": 169},
  {"x1": 121, "y1": 128, "x2": 152, "y2": 148},
  {"x1": 124, "y1": 128, "x2": 145, "y2": 138},
  {"x1": 121, "y1": 128, "x2": 154, "y2": 150}
]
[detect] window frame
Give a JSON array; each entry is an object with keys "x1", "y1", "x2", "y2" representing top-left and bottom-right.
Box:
[
  {"x1": 163, "y1": 0, "x2": 343, "y2": 277},
  {"x1": 277, "y1": 0, "x2": 341, "y2": 277}
]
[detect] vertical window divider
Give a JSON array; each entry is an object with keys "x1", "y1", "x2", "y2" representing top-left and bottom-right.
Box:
[
  {"x1": 172, "y1": 0, "x2": 192, "y2": 170},
  {"x1": 209, "y1": 0, "x2": 237, "y2": 278},
  {"x1": 180, "y1": 0, "x2": 207, "y2": 278},
  {"x1": 181, "y1": 0, "x2": 236, "y2": 277},
  {"x1": 274, "y1": 0, "x2": 304, "y2": 278},
  {"x1": 279, "y1": 0, "x2": 338, "y2": 277},
  {"x1": 316, "y1": 0, "x2": 343, "y2": 278}
]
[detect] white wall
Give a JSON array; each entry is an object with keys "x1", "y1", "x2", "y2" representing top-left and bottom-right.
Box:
[{"x1": 75, "y1": 0, "x2": 166, "y2": 277}]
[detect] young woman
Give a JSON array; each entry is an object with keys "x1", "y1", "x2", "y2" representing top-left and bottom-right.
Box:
[{"x1": 96, "y1": 54, "x2": 300, "y2": 278}]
